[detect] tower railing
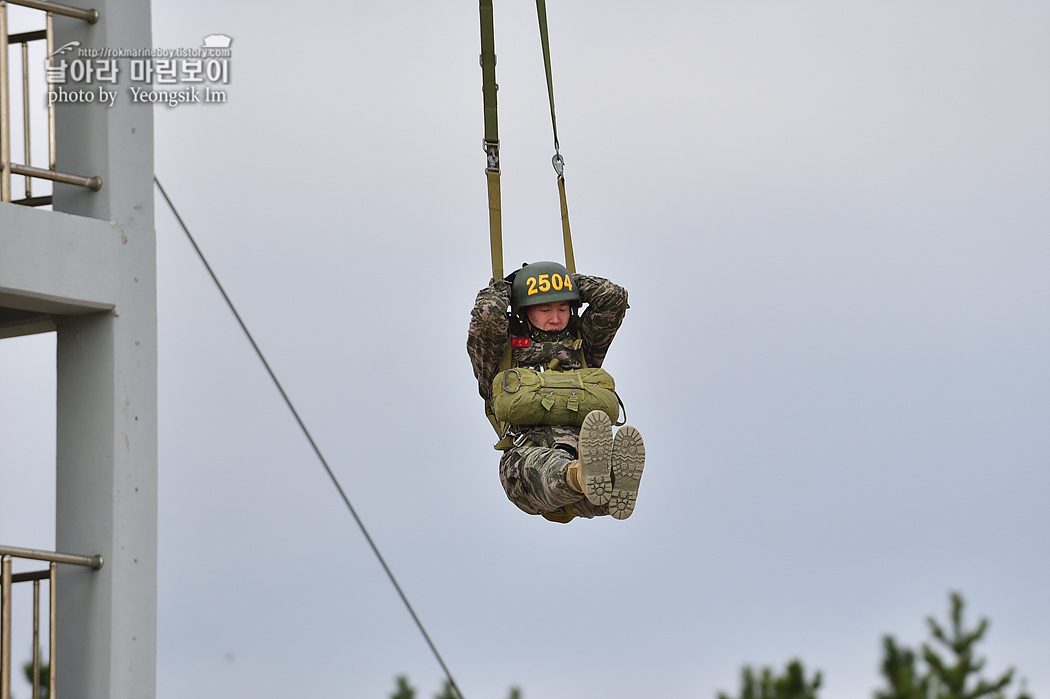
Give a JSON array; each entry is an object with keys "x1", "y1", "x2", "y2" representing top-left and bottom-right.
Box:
[
  {"x1": 0, "y1": 545, "x2": 103, "y2": 699},
  {"x1": 0, "y1": 0, "x2": 102, "y2": 206}
]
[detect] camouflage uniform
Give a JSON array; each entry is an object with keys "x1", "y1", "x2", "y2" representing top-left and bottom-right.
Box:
[{"x1": 467, "y1": 274, "x2": 629, "y2": 520}]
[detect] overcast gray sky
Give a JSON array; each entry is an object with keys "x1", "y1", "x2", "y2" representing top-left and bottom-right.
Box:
[{"x1": 2, "y1": 2, "x2": 1048, "y2": 698}]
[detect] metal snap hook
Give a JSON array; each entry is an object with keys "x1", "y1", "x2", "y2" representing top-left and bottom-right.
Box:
[
  {"x1": 502, "y1": 368, "x2": 522, "y2": 393},
  {"x1": 552, "y1": 152, "x2": 565, "y2": 176}
]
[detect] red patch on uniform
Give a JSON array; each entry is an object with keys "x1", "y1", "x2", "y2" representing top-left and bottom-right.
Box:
[{"x1": 511, "y1": 337, "x2": 531, "y2": 348}]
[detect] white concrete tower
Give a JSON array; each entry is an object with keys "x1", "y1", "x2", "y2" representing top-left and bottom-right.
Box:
[{"x1": 0, "y1": 0, "x2": 156, "y2": 697}]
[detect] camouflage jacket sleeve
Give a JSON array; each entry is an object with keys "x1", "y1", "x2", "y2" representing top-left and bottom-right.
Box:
[
  {"x1": 576, "y1": 274, "x2": 629, "y2": 368},
  {"x1": 467, "y1": 277, "x2": 512, "y2": 405}
]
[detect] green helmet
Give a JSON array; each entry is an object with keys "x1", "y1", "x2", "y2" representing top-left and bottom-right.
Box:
[{"x1": 510, "y1": 261, "x2": 580, "y2": 311}]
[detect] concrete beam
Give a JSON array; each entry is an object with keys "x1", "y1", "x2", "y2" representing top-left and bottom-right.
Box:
[{"x1": 0, "y1": 204, "x2": 121, "y2": 316}]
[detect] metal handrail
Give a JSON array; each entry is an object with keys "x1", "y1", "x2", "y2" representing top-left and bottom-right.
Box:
[
  {"x1": 0, "y1": 0, "x2": 101, "y2": 204},
  {"x1": 1, "y1": 1, "x2": 9, "y2": 203},
  {"x1": 7, "y1": 0, "x2": 97, "y2": 24},
  {"x1": 0, "y1": 545, "x2": 103, "y2": 570},
  {"x1": 11, "y1": 162, "x2": 102, "y2": 191},
  {"x1": 1, "y1": 546, "x2": 101, "y2": 699}
]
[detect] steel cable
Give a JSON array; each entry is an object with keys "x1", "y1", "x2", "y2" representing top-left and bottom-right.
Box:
[{"x1": 154, "y1": 176, "x2": 465, "y2": 699}]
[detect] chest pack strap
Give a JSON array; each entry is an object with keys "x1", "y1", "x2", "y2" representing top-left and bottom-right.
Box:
[{"x1": 485, "y1": 324, "x2": 631, "y2": 450}]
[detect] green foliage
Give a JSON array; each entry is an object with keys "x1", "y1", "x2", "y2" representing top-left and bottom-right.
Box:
[
  {"x1": 389, "y1": 676, "x2": 519, "y2": 699},
  {"x1": 717, "y1": 659, "x2": 822, "y2": 699},
  {"x1": 719, "y1": 593, "x2": 1033, "y2": 699},
  {"x1": 390, "y1": 675, "x2": 415, "y2": 699},
  {"x1": 21, "y1": 654, "x2": 50, "y2": 699},
  {"x1": 876, "y1": 636, "x2": 929, "y2": 699},
  {"x1": 396, "y1": 594, "x2": 1034, "y2": 699},
  {"x1": 434, "y1": 680, "x2": 458, "y2": 699},
  {"x1": 877, "y1": 592, "x2": 1033, "y2": 699}
]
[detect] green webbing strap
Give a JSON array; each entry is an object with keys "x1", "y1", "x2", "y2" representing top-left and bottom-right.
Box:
[
  {"x1": 480, "y1": 0, "x2": 499, "y2": 145},
  {"x1": 535, "y1": 0, "x2": 576, "y2": 274},
  {"x1": 479, "y1": 2, "x2": 581, "y2": 444},
  {"x1": 558, "y1": 176, "x2": 575, "y2": 274},
  {"x1": 481, "y1": 0, "x2": 508, "y2": 442},
  {"x1": 480, "y1": 0, "x2": 504, "y2": 279},
  {"x1": 487, "y1": 170, "x2": 503, "y2": 279},
  {"x1": 535, "y1": 0, "x2": 560, "y2": 151},
  {"x1": 486, "y1": 342, "x2": 515, "y2": 446}
]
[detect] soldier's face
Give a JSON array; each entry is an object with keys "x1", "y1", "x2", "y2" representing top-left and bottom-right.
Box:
[{"x1": 526, "y1": 301, "x2": 571, "y2": 332}]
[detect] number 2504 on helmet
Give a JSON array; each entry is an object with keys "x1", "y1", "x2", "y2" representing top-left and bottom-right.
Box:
[{"x1": 511, "y1": 261, "x2": 581, "y2": 311}]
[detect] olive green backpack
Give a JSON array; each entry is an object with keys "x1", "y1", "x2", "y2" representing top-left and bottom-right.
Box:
[{"x1": 485, "y1": 340, "x2": 624, "y2": 450}]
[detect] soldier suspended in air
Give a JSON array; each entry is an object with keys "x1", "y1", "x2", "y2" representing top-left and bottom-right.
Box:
[{"x1": 468, "y1": 261, "x2": 646, "y2": 523}]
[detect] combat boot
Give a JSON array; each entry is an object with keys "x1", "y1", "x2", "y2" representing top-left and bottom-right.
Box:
[
  {"x1": 609, "y1": 425, "x2": 645, "y2": 520},
  {"x1": 577, "y1": 410, "x2": 613, "y2": 506}
]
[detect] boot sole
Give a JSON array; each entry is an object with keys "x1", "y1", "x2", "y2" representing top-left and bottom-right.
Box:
[
  {"x1": 578, "y1": 410, "x2": 613, "y2": 506},
  {"x1": 609, "y1": 426, "x2": 645, "y2": 520}
]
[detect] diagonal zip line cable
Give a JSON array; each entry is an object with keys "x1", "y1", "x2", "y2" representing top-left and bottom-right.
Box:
[{"x1": 154, "y1": 176, "x2": 465, "y2": 699}]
